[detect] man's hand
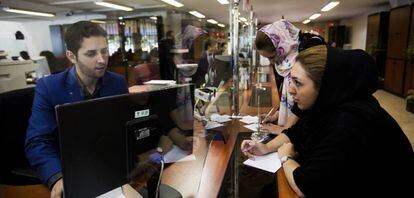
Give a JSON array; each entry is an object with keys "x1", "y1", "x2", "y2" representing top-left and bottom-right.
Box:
[{"x1": 50, "y1": 178, "x2": 63, "y2": 198}]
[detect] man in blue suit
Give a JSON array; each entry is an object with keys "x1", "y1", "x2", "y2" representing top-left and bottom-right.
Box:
[{"x1": 25, "y1": 21, "x2": 128, "y2": 198}]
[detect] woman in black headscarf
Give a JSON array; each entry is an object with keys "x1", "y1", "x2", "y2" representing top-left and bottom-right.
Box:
[{"x1": 241, "y1": 45, "x2": 414, "y2": 197}]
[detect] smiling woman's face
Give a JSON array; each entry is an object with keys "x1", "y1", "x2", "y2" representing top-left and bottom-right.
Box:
[{"x1": 288, "y1": 61, "x2": 319, "y2": 110}]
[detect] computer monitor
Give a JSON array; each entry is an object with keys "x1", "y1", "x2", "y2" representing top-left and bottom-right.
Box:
[
  {"x1": 56, "y1": 84, "x2": 194, "y2": 198},
  {"x1": 210, "y1": 55, "x2": 231, "y2": 87}
]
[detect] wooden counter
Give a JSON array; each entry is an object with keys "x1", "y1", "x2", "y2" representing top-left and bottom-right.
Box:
[
  {"x1": 1, "y1": 66, "x2": 297, "y2": 198},
  {"x1": 162, "y1": 66, "x2": 298, "y2": 197}
]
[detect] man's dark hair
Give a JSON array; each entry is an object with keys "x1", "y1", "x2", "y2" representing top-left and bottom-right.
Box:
[{"x1": 64, "y1": 21, "x2": 107, "y2": 55}]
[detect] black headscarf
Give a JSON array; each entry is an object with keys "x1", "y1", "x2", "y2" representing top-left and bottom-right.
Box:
[
  {"x1": 286, "y1": 46, "x2": 414, "y2": 196},
  {"x1": 293, "y1": 46, "x2": 381, "y2": 158},
  {"x1": 312, "y1": 46, "x2": 378, "y2": 115}
]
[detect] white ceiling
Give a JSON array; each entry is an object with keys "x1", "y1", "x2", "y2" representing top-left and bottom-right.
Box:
[{"x1": 0, "y1": 0, "x2": 393, "y2": 24}]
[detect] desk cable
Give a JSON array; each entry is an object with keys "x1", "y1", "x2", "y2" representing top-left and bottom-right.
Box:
[{"x1": 155, "y1": 149, "x2": 165, "y2": 198}]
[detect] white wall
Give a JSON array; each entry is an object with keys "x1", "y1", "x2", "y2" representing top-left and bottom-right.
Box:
[
  {"x1": 0, "y1": 14, "x2": 107, "y2": 58},
  {"x1": 339, "y1": 14, "x2": 368, "y2": 50},
  {"x1": 339, "y1": 6, "x2": 390, "y2": 50},
  {"x1": 0, "y1": 20, "x2": 48, "y2": 58},
  {"x1": 21, "y1": 21, "x2": 53, "y2": 57}
]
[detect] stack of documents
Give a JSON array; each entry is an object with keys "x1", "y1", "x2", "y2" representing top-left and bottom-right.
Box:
[{"x1": 210, "y1": 113, "x2": 232, "y2": 123}]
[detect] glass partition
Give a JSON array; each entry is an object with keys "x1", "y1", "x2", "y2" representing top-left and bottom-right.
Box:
[{"x1": 93, "y1": 9, "x2": 229, "y2": 88}]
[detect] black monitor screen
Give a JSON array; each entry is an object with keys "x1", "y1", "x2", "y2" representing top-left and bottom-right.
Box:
[
  {"x1": 56, "y1": 84, "x2": 194, "y2": 198},
  {"x1": 211, "y1": 55, "x2": 231, "y2": 87}
]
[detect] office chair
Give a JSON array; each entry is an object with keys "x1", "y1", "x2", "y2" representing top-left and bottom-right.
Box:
[
  {"x1": 0, "y1": 87, "x2": 40, "y2": 185},
  {"x1": 134, "y1": 63, "x2": 161, "y2": 85}
]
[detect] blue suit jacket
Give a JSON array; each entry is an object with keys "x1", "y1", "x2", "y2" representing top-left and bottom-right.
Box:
[{"x1": 25, "y1": 66, "x2": 128, "y2": 186}]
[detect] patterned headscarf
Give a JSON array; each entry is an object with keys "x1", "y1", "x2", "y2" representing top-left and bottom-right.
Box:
[{"x1": 259, "y1": 19, "x2": 300, "y2": 126}]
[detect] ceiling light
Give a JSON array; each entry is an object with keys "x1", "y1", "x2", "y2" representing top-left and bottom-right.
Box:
[
  {"x1": 150, "y1": 16, "x2": 157, "y2": 20},
  {"x1": 218, "y1": 23, "x2": 225, "y2": 27},
  {"x1": 189, "y1": 11, "x2": 205, "y2": 18},
  {"x1": 207, "y1": 19, "x2": 218, "y2": 24},
  {"x1": 239, "y1": 17, "x2": 247, "y2": 22},
  {"x1": 91, "y1": 20, "x2": 106, "y2": 24},
  {"x1": 2, "y1": 7, "x2": 55, "y2": 17},
  {"x1": 217, "y1": 0, "x2": 229, "y2": 4},
  {"x1": 94, "y1": 1, "x2": 133, "y2": 11},
  {"x1": 50, "y1": 0, "x2": 95, "y2": 5},
  {"x1": 302, "y1": 19, "x2": 311, "y2": 24},
  {"x1": 321, "y1": 1, "x2": 340, "y2": 12},
  {"x1": 309, "y1": 13, "x2": 321, "y2": 20},
  {"x1": 160, "y1": 0, "x2": 184, "y2": 8}
]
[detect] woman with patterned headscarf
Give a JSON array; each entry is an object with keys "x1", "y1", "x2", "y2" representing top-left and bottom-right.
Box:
[{"x1": 256, "y1": 19, "x2": 325, "y2": 134}]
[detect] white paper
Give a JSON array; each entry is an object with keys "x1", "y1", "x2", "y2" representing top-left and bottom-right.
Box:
[
  {"x1": 240, "y1": 116, "x2": 259, "y2": 124},
  {"x1": 163, "y1": 145, "x2": 196, "y2": 163},
  {"x1": 243, "y1": 152, "x2": 281, "y2": 173},
  {"x1": 243, "y1": 123, "x2": 259, "y2": 131},
  {"x1": 210, "y1": 113, "x2": 231, "y2": 123},
  {"x1": 143, "y1": 80, "x2": 176, "y2": 85},
  {"x1": 205, "y1": 121, "x2": 224, "y2": 130},
  {"x1": 97, "y1": 184, "x2": 143, "y2": 198},
  {"x1": 97, "y1": 187, "x2": 125, "y2": 198}
]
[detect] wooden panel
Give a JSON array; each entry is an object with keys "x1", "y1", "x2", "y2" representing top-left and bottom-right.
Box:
[
  {"x1": 366, "y1": 14, "x2": 380, "y2": 55},
  {"x1": 408, "y1": 5, "x2": 414, "y2": 60},
  {"x1": 404, "y1": 5, "x2": 414, "y2": 95},
  {"x1": 387, "y1": 6, "x2": 410, "y2": 59},
  {"x1": 405, "y1": 62, "x2": 414, "y2": 95},
  {"x1": 366, "y1": 12, "x2": 389, "y2": 79},
  {"x1": 384, "y1": 59, "x2": 395, "y2": 91},
  {"x1": 384, "y1": 59, "x2": 405, "y2": 95}
]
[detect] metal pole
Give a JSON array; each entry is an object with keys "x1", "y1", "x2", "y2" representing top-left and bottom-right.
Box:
[
  {"x1": 230, "y1": 0, "x2": 240, "y2": 116},
  {"x1": 249, "y1": 6, "x2": 254, "y2": 61},
  {"x1": 252, "y1": 17, "x2": 258, "y2": 67}
]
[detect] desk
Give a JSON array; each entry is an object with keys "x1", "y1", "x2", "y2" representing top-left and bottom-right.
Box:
[
  {"x1": 1, "y1": 66, "x2": 297, "y2": 198},
  {"x1": 161, "y1": 67, "x2": 298, "y2": 198},
  {"x1": 0, "y1": 184, "x2": 49, "y2": 198}
]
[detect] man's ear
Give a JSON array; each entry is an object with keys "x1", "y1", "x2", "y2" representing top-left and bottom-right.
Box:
[{"x1": 66, "y1": 50, "x2": 77, "y2": 64}]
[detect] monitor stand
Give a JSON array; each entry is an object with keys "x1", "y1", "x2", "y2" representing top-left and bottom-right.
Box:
[
  {"x1": 140, "y1": 183, "x2": 182, "y2": 198},
  {"x1": 146, "y1": 170, "x2": 182, "y2": 198}
]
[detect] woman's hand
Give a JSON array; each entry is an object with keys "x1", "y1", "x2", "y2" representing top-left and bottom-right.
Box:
[
  {"x1": 259, "y1": 110, "x2": 279, "y2": 123},
  {"x1": 240, "y1": 140, "x2": 272, "y2": 160},
  {"x1": 277, "y1": 143, "x2": 296, "y2": 159},
  {"x1": 261, "y1": 123, "x2": 285, "y2": 135}
]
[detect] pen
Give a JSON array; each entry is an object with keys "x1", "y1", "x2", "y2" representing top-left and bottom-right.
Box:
[{"x1": 261, "y1": 107, "x2": 275, "y2": 124}]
